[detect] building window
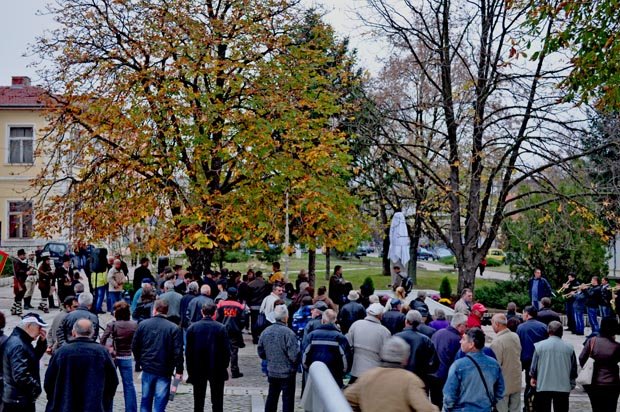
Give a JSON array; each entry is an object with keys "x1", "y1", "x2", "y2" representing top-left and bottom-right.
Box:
[
  {"x1": 8, "y1": 126, "x2": 34, "y2": 164},
  {"x1": 8, "y1": 201, "x2": 33, "y2": 239}
]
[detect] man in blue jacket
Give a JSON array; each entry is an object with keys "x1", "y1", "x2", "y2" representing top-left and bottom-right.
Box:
[
  {"x1": 302, "y1": 309, "x2": 352, "y2": 387},
  {"x1": 443, "y1": 328, "x2": 505, "y2": 411},
  {"x1": 527, "y1": 268, "x2": 552, "y2": 310},
  {"x1": 429, "y1": 312, "x2": 468, "y2": 410}
]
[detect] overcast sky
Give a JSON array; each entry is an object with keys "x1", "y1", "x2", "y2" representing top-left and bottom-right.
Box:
[{"x1": 0, "y1": 0, "x2": 384, "y2": 86}]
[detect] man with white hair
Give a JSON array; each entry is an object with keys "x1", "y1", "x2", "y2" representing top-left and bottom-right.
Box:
[
  {"x1": 159, "y1": 280, "x2": 183, "y2": 325},
  {"x1": 180, "y1": 281, "x2": 200, "y2": 332},
  {"x1": 346, "y1": 302, "x2": 392, "y2": 384},
  {"x1": 186, "y1": 284, "x2": 214, "y2": 325},
  {"x1": 302, "y1": 309, "x2": 352, "y2": 387},
  {"x1": 428, "y1": 312, "x2": 468, "y2": 409},
  {"x1": 57, "y1": 292, "x2": 99, "y2": 347},
  {"x1": 490, "y1": 313, "x2": 522, "y2": 412},
  {"x1": 345, "y1": 336, "x2": 439, "y2": 412},
  {"x1": 2, "y1": 313, "x2": 48, "y2": 411},
  {"x1": 257, "y1": 305, "x2": 300, "y2": 412}
]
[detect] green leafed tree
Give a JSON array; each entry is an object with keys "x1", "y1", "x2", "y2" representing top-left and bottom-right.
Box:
[{"x1": 503, "y1": 179, "x2": 609, "y2": 287}]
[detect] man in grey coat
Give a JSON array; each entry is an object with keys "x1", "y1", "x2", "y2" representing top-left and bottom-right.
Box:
[
  {"x1": 530, "y1": 321, "x2": 577, "y2": 412},
  {"x1": 257, "y1": 305, "x2": 299, "y2": 412},
  {"x1": 346, "y1": 303, "x2": 391, "y2": 383}
]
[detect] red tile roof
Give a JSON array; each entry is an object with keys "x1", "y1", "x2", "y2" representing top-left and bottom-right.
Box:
[{"x1": 0, "y1": 86, "x2": 46, "y2": 108}]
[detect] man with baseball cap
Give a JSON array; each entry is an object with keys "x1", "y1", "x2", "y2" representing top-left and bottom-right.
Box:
[
  {"x1": 346, "y1": 303, "x2": 391, "y2": 383},
  {"x1": 303, "y1": 300, "x2": 329, "y2": 336},
  {"x1": 2, "y1": 313, "x2": 48, "y2": 411},
  {"x1": 467, "y1": 303, "x2": 488, "y2": 328}
]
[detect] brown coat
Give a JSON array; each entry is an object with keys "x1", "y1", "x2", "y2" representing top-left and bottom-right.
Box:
[
  {"x1": 344, "y1": 367, "x2": 439, "y2": 412},
  {"x1": 100, "y1": 320, "x2": 137, "y2": 357}
]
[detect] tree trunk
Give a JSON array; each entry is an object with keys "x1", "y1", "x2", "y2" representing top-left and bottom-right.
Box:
[
  {"x1": 308, "y1": 249, "x2": 316, "y2": 288},
  {"x1": 185, "y1": 247, "x2": 215, "y2": 275},
  {"x1": 407, "y1": 218, "x2": 423, "y2": 286},
  {"x1": 457, "y1": 260, "x2": 477, "y2": 294},
  {"x1": 381, "y1": 204, "x2": 391, "y2": 276},
  {"x1": 325, "y1": 247, "x2": 331, "y2": 281}
]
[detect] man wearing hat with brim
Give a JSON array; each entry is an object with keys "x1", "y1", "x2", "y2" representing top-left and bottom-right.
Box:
[
  {"x1": 11, "y1": 249, "x2": 34, "y2": 316},
  {"x1": 467, "y1": 302, "x2": 488, "y2": 329},
  {"x1": 54, "y1": 256, "x2": 74, "y2": 306},
  {"x1": 346, "y1": 303, "x2": 391, "y2": 384},
  {"x1": 2, "y1": 313, "x2": 48, "y2": 411},
  {"x1": 35, "y1": 252, "x2": 54, "y2": 313},
  {"x1": 338, "y1": 291, "x2": 366, "y2": 334},
  {"x1": 382, "y1": 298, "x2": 406, "y2": 335},
  {"x1": 216, "y1": 287, "x2": 247, "y2": 378}
]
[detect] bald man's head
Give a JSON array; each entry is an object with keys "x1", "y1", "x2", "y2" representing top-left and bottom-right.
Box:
[
  {"x1": 200, "y1": 284, "x2": 211, "y2": 296},
  {"x1": 72, "y1": 318, "x2": 94, "y2": 338},
  {"x1": 491, "y1": 313, "x2": 508, "y2": 333}
]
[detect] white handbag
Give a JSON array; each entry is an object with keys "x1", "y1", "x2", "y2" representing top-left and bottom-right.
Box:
[{"x1": 576, "y1": 338, "x2": 596, "y2": 386}]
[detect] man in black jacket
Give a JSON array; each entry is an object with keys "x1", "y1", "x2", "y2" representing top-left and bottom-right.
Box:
[
  {"x1": 395, "y1": 310, "x2": 438, "y2": 386},
  {"x1": 186, "y1": 303, "x2": 231, "y2": 412},
  {"x1": 44, "y1": 319, "x2": 118, "y2": 412},
  {"x1": 381, "y1": 299, "x2": 406, "y2": 335},
  {"x1": 56, "y1": 292, "x2": 99, "y2": 348},
  {"x1": 2, "y1": 313, "x2": 48, "y2": 412},
  {"x1": 337, "y1": 291, "x2": 366, "y2": 334},
  {"x1": 132, "y1": 257, "x2": 154, "y2": 293},
  {"x1": 132, "y1": 299, "x2": 183, "y2": 412}
]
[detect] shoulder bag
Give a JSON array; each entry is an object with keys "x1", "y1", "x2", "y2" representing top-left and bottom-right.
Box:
[
  {"x1": 466, "y1": 355, "x2": 499, "y2": 412},
  {"x1": 105, "y1": 323, "x2": 117, "y2": 360},
  {"x1": 576, "y1": 337, "x2": 596, "y2": 386}
]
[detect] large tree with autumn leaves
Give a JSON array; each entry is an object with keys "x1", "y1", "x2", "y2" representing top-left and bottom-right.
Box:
[{"x1": 32, "y1": 0, "x2": 364, "y2": 272}]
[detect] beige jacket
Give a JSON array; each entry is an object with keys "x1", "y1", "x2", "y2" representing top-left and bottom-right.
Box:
[
  {"x1": 345, "y1": 367, "x2": 439, "y2": 412},
  {"x1": 490, "y1": 327, "x2": 522, "y2": 395},
  {"x1": 107, "y1": 267, "x2": 126, "y2": 292}
]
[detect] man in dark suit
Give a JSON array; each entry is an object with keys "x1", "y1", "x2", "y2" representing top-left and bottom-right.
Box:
[{"x1": 186, "y1": 303, "x2": 231, "y2": 412}]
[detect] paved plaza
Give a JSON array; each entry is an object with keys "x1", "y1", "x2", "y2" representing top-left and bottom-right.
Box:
[{"x1": 0, "y1": 278, "x2": 616, "y2": 411}]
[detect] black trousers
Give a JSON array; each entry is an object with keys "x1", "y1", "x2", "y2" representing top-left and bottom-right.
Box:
[
  {"x1": 250, "y1": 309, "x2": 260, "y2": 343},
  {"x1": 192, "y1": 378, "x2": 225, "y2": 412},
  {"x1": 4, "y1": 403, "x2": 36, "y2": 412},
  {"x1": 231, "y1": 345, "x2": 240, "y2": 374},
  {"x1": 535, "y1": 391, "x2": 569, "y2": 412},
  {"x1": 522, "y1": 361, "x2": 535, "y2": 412},
  {"x1": 265, "y1": 375, "x2": 296, "y2": 412},
  {"x1": 427, "y1": 376, "x2": 446, "y2": 410},
  {"x1": 585, "y1": 385, "x2": 620, "y2": 412}
]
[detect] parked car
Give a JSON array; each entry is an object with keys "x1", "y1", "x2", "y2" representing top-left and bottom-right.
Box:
[
  {"x1": 417, "y1": 247, "x2": 438, "y2": 261},
  {"x1": 433, "y1": 247, "x2": 454, "y2": 258},
  {"x1": 485, "y1": 248, "x2": 506, "y2": 264},
  {"x1": 38, "y1": 242, "x2": 74, "y2": 268}
]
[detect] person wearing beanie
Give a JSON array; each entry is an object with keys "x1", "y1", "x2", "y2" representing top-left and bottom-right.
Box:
[
  {"x1": 346, "y1": 303, "x2": 391, "y2": 383},
  {"x1": 338, "y1": 290, "x2": 366, "y2": 334},
  {"x1": 381, "y1": 299, "x2": 406, "y2": 335},
  {"x1": 345, "y1": 336, "x2": 438, "y2": 412},
  {"x1": 216, "y1": 287, "x2": 248, "y2": 379}
]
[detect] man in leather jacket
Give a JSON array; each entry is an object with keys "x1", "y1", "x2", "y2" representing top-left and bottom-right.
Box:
[{"x1": 2, "y1": 313, "x2": 48, "y2": 412}]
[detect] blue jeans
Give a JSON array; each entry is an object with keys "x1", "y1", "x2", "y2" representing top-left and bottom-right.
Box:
[
  {"x1": 587, "y1": 307, "x2": 600, "y2": 335},
  {"x1": 573, "y1": 305, "x2": 585, "y2": 335},
  {"x1": 599, "y1": 305, "x2": 613, "y2": 318},
  {"x1": 95, "y1": 286, "x2": 107, "y2": 313},
  {"x1": 108, "y1": 291, "x2": 122, "y2": 313},
  {"x1": 141, "y1": 372, "x2": 170, "y2": 412},
  {"x1": 117, "y1": 358, "x2": 137, "y2": 412}
]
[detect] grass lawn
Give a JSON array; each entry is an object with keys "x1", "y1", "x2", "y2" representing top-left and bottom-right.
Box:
[
  {"x1": 225, "y1": 254, "x2": 499, "y2": 293},
  {"x1": 488, "y1": 264, "x2": 510, "y2": 274}
]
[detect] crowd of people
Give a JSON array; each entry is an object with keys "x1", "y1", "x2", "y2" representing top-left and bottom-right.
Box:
[{"x1": 2, "y1": 254, "x2": 620, "y2": 412}]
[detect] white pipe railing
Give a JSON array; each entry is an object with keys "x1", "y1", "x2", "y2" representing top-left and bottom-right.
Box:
[{"x1": 301, "y1": 362, "x2": 353, "y2": 412}]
